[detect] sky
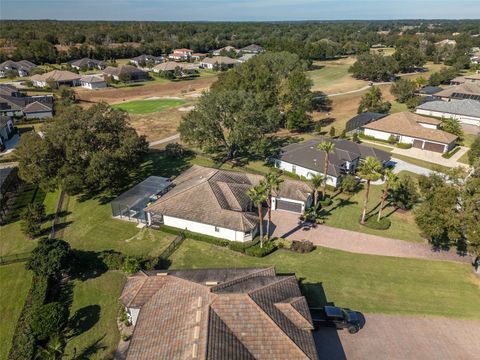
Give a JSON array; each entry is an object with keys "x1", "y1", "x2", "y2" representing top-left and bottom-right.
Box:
[{"x1": 1, "y1": 0, "x2": 480, "y2": 21}]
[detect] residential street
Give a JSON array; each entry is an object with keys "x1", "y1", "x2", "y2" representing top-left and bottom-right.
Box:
[{"x1": 315, "y1": 314, "x2": 480, "y2": 360}]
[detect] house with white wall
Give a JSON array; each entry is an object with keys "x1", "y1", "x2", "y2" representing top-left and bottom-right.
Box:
[
  {"x1": 273, "y1": 138, "x2": 391, "y2": 187},
  {"x1": 199, "y1": 56, "x2": 238, "y2": 69},
  {"x1": 144, "y1": 165, "x2": 313, "y2": 242},
  {"x1": 416, "y1": 99, "x2": 480, "y2": 126},
  {"x1": 362, "y1": 112, "x2": 458, "y2": 153},
  {"x1": 80, "y1": 75, "x2": 107, "y2": 89},
  {"x1": 168, "y1": 48, "x2": 193, "y2": 61}
]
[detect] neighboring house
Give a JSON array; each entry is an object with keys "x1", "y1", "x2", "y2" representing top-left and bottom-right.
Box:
[
  {"x1": 0, "y1": 116, "x2": 15, "y2": 149},
  {"x1": 240, "y1": 44, "x2": 265, "y2": 53},
  {"x1": 212, "y1": 46, "x2": 239, "y2": 56},
  {"x1": 451, "y1": 73, "x2": 480, "y2": 85},
  {"x1": 435, "y1": 39, "x2": 457, "y2": 47},
  {"x1": 120, "y1": 267, "x2": 319, "y2": 360},
  {"x1": 191, "y1": 53, "x2": 207, "y2": 61},
  {"x1": 345, "y1": 112, "x2": 386, "y2": 134},
  {"x1": 144, "y1": 165, "x2": 313, "y2": 241},
  {"x1": 415, "y1": 99, "x2": 480, "y2": 126},
  {"x1": 103, "y1": 65, "x2": 149, "y2": 82},
  {"x1": 362, "y1": 112, "x2": 458, "y2": 153},
  {"x1": 416, "y1": 86, "x2": 443, "y2": 96},
  {"x1": 433, "y1": 82, "x2": 480, "y2": 101},
  {"x1": 79, "y1": 75, "x2": 107, "y2": 89},
  {"x1": 30, "y1": 70, "x2": 81, "y2": 88},
  {"x1": 274, "y1": 137, "x2": 391, "y2": 187},
  {"x1": 450, "y1": 76, "x2": 466, "y2": 85},
  {"x1": 199, "y1": 56, "x2": 238, "y2": 69},
  {"x1": 0, "y1": 85, "x2": 53, "y2": 118},
  {"x1": 168, "y1": 48, "x2": 193, "y2": 61},
  {"x1": 129, "y1": 54, "x2": 163, "y2": 66},
  {"x1": 152, "y1": 61, "x2": 194, "y2": 73},
  {"x1": 0, "y1": 60, "x2": 37, "y2": 77},
  {"x1": 69, "y1": 57, "x2": 107, "y2": 70},
  {"x1": 238, "y1": 53, "x2": 256, "y2": 62}
]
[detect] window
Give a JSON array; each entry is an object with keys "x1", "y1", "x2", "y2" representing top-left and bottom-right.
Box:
[{"x1": 214, "y1": 226, "x2": 220, "y2": 232}]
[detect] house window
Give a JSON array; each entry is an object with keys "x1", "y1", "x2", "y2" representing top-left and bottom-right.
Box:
[
  {"x1": 214, "y1": 226, "x2": 220, "y2": 232},
  {"x1": 292, "y1": 165, "x2": 296, "y2": 174}
]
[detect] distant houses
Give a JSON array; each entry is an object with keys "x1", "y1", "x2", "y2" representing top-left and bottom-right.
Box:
[
  {"x1": 69, "y1": 57, "x2": 107, "y2": 70},
  {"x1": 274, "y1": 137, "x2": 391, "y2": 187},
  {"x1": 0, "y1": 60, "x2": 37, "y2": 78},
  {"x1": 239, "y1": 44, "x2": 265, "y2": 54},
  {"x1": 0, "y1": 116, "x2": 15, "y2": 150},
  {"x1": 30, "y1": 70, "x2": 81, "y2": 88},
  {"x1": 168, "y1": 48, "x2": 193, "y2": 61},
  {"x1": 434, "y1": 82, "x2": 480, "y2": 101},
  {"x1": 103, "y1": 65, "x2": 150, "y2": 82},
  {"x1": 129, "y1": 54, "x2": 164, "y2": 66},
  {"x1": 79, "y1": 74, "x2": 107, "y2": 89},
  {"x1": 199, "y1": 56, "x2": 238, "y2": 70},
  {"x1": 415, "y1": 99, "x2": 480, "y2": 127},
  {"x1": 0, "y1": 84, "x2": 53, "y2": 118},
  {"x1": 212, "y1": 45, "x2": 238, "y2": 56}
]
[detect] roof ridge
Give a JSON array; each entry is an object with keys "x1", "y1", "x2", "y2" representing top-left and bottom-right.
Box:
[
  {"x1": 247, "y1": 275, "x2": 297, "y2": 295},
  {"x1": 210, "y1": 267, "x2": 276, "y2": 293},
  {"x1": 123, "y1": 276, "x2": 148, "y2": 307}
]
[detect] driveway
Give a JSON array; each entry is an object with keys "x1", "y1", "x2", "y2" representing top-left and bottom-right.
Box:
[
  {"x1": 389, "y1": 157, "x2": 433, "y2": 176},
  {"x1": 270, "y1": 211, "x2": 469, "y2": 262},
  {"x1": 392, "y1": 146, "x2": 470, "y2": 169},
  {"x1": 315, "y1": 313, "x2": 480, "y2": 360}
]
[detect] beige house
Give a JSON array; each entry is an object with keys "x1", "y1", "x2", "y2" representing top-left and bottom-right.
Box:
[{"x1": 30, "y1": 70, "x2": 81, "y2": 88}]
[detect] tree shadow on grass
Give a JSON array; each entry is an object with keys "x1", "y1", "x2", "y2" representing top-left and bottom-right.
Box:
[
  {"x1": 68, "y1": 305, "x2": 101, "y2": 339},
  {"x1": 71, "y1": 334, "x2": 107, "y2": 360},
  {"x1": 69, "y1": 249, "x2": 108, "y2": 281}
]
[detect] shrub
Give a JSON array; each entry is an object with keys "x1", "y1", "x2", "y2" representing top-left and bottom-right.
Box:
[
  {"x1": 314, "y1": 123, "x2": 322, "y2": 134},
  {"x1": 160, "y1": 225, "x2": 230, "y2": 247},
  {"x1": 26, "y1": 238, "x2": 71, "y2": 278},
  {"x1": 245, "y1": 241, "x2": 276, "y2": 257},
  {"x1": 396, "y1": 143, "x2": 412, "y2": 149},
  {"x1": 318, "y1": 197, "x2": 333, "y2": 207},
  {"x1": 340, "y1": 174, "x2": 358, "y2": 194},
  {"x1": 272, "y1": 237, "x2": 292, "y2": 249},
  {"x1": 442, "y1": 146, "x2": 461, "y2": 159},
  {"x1": 329, "y1": 126, "x2": 336, "y2": 137},
  {"x1": 388, "y1": 135, "x2": 398, "y2": 144},
  {"x1": 165, "y1": 142, "x2": 187, "y2": 158},
  {"x1": 228, "y1": 240, "x2": 259, "y2": 253},
  {"x1": 31, "y1": 302, "x2": 69, "y2": 341},
  {"x1": 123, "y1": 256, "x2": 141, "y2": 275},
  {"x1": 99, "y1": 250, "x2": 125, "y2": 270},
  {"x1": 291, "y1": 240, "x2": 315, "y2": 253},
  {"x1": 352, "y1": 132, "x2": 359, "y2": 143},
  {"x1": 121, "y1": 333, "x2": 131, "y2": 341},
  {"x1": 363, "y1": 216, "x2": 391, "y2": 230}
]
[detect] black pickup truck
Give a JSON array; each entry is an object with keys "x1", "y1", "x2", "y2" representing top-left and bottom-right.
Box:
[{"x1": 310, "y1": 306, "x2": 361, "y2": 334}]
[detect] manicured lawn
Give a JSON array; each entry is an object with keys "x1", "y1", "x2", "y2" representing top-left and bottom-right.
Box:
[
  {"x1": 169, "y1": 239, "x2": 480, "y2": 319},
  {"x1": 64, "y1": 271, "x2": 126, "y2": 360},
  {"x1": 0, "y1": 263, "x2": 33, "y2": 359},
  {"x1": 112, "y1": 98, "x2": 186, "y2": 114}
]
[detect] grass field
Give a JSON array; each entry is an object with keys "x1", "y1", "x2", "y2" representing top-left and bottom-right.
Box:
[
  {"x1": 0, "y1": 263, "x2": 33, "y2": 359},
  {"x1": 112, "y1": 98, "x2": 186, "y2": 114},
  {"x1": 169, "y1": 239, "x2": 480, "y2": 318}
]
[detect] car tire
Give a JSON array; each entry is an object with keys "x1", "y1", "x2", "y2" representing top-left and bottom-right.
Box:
[{"x1": 348, "y1": 326, "x2": 359, "y2": 334}]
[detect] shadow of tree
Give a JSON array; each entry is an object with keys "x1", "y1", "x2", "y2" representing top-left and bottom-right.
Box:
[
  {"x1": 69, "y1": 249, "x2": 108, "y2": 281},
  {"x1": 68, "y1": 305, "x2": 101, "y2": 339},
  {"x1": 71, "y1": 334, "x2": 107, "y2": 360}
]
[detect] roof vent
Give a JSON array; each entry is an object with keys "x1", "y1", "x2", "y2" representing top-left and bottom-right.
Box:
[{"x1": 205, "y1": 281, "x2": 219, "y2": 286}]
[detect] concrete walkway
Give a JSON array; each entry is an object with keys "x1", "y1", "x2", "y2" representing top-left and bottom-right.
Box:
[
  {"x1": 270, "y1": 211, "x2": 469, "y2": 262},
  {"x1": 315, "y1": 314, "x2": 480, "y2": 360},
  {"x1": 149, "y1": 133, "x2": 180, "y2": 147}
]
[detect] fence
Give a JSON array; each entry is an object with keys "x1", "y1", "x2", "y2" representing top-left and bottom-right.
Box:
[
  {"x1": 158, "y1": 230, "x2": 186, "y2": 260},
  {"x1": 0, "y1": 252, "x2": 31, "y2": 265}
]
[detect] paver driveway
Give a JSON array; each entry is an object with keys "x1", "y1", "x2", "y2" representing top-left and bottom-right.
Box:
[
  {"x1": 270, "y1": 211, "x2": 469, "y2": 262},
  {"x1": 315, "y1": 314, "x2": 480, "y2": 360}
]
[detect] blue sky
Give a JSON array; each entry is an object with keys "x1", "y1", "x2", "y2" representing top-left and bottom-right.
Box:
[{"x1": 1, "y1": 0, "x2": 480, "y2": 21}]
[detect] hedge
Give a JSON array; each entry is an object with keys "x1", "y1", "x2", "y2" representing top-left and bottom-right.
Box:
[
  {"x1": 442, "y1": 146, "x2": 461, "y2": 159},
  {"x1": 396, "y1": 143, "x2": 412, "y2": 149},
  {"x1": 244, "y1": 241, "x2": 277, "y2": 257},
  {"x1": 363, "y1": 216, "x2": 391, "y2": 230},
  {"x1": 160, "y1": 225, "x2": 229, "y2": 247}
]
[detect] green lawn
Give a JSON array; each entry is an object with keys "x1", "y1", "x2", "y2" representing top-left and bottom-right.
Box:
[
  {"x1": 64, "y1": 271, "x2": 126, "y2": 360},
  {"x1": 0, "y1": 263, "x2": 33, "y2": 360},
  {"x1": 112, "y1": 98, "x2": 186, "y2": 114},
  {"x1": 169, "y1": 239, "x2": 480, "y2": 319}
]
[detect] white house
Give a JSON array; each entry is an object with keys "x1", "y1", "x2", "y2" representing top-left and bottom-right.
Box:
[
  {"x1": 23, "y1": 102, "x2": 53, "y2": 119},
  {"x1": 362, "y1": 112, "x2": 458, "y2": 153},
  {"x1": 80, "y1": 75, "x2": 107, "y2": 89},
  {"x1": 30, "y1": 70, "x2": 81, "y2": 88},
  {"x1": 199, "y1": 56, "x2": 238, "y2": 69},
  {"x1": 168, "y1": 48, "x2": 193, "y2": 61},
  {"x1": 0, "y1": 60, "x2": 37, "y2": 78},
  {"x1": 144, "y1": 165, "x2": 313, "y2": 242},
  {"x1": 416, "y1": 99, "x2": 480, "y2": 127},
  {"x1": 274, "y1": 138, "x2": 391, "y2": 187}
]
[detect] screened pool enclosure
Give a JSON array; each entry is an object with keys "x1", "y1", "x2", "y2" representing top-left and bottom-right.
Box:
[{"x1": 111, "y1": 176, "x2": 171, "y2": 223}]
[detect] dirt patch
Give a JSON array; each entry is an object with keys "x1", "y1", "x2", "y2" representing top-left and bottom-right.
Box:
[
  {"x1": 75, "y1": 77, "x2": 216, "y2": 105},
  {"x1": 128, "y1": 107, "x2": 186, "y2": 142}
]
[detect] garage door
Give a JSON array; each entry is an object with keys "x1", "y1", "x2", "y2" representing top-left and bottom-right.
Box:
[
  {"x1": 412, "y1": 139, "x2": 423, "y2": 149},
  {"x1": 423, "y1": 141, "x2": 445, "y2": 153},
  {"x1": 276, "y1": 200, "x2": 303, "y2": 213}
]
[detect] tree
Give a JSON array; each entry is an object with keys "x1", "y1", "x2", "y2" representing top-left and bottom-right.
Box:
[
  {"x1": 441, "y1": 118, "x2": 463, "y2": 139},
  {"x1": 349, "y1": 53, "x2": 399, "y2": 81},
  {"x1": 393, "y1": 46, "x2": 426, "y2": 73},
  {"x1": 389, "y1": 175, "x2": 419, "y2": 210},
  {"x1": 123, "y1": 256, "x2": 141, "y2": 275},
  {"x1": 358, "y1": 157, "x2": 383, "y2": 224},
  {"x1": 390, "y1": 78, "x2": 418, "y2": 103},
  {"x1": 35, "y1": 335, "x2": 64, "y2": 360},
  {"x1": 17, "y1": 104, "x2": 148, "y2": 195},
  {"x1": 357, "y1": 86, "x2": 391, "y2": 114},
  {"x1": 463, "y1": 173, "x2": 480, "y2": 270},
  {"x1": 20, "y1": 203, "x2": 46, "y2": 238},
  {"x1": 377, "y1": 168, "x2": 399, "y2": 221},
  {"x1": 329, "y1": 126, "x2": 336, "y2": 137},
  {"x1": 352, "y1": 132, "x2": 359, "y2": 143},
  {"x1": 26, "y1": 238, "x2": 71, "y2": 278},
  {"x1": 428, "y1": 67, "x2": 458, "y2": 86},
  {"x1": 340, "y1": 174, "x2": 358, "y2": 194},
  {"x1": 31, "y1": 302, "x2": 68, "y2": 341},
  {"x1": 310, "y1": 173, "x2": 324, "y2": 207},
  {"x1": 467, "y1": 136, "x2": 480, "y2": 165},
  {"x1": 118, "y1": 72, "x2": 132, "y2": 83},
  {"x1": 165, "y1": 142, "x2": 187, "y2": 158},
  {"x1": 247, "y1": 182, "x2": 268, "y2": 248},
  {"x1": 264, "y1": 171, "x2": 283, "y2": 240},
  {"x1": 317, "y1": 141, "x2": 335, "y2": 200}
]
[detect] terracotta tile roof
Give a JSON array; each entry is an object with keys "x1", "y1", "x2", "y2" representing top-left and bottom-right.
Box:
[
  {"x1": 145, "y1": 165, "x2": 312, "y2": 232},
  {"x1": 121, "y1": 268, "x2": 318, "y2": 360},
  {"x1": 363, "y1": 111, "x2": 458, "y2": 144}
]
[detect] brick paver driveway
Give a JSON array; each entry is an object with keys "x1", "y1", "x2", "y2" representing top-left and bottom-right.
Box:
[
  {"x1": 270, "y1": 211, "x2": 469, "y2": 262},
  {"x1": 315, "y1": 314, "x2": 480, "y2": 360}
]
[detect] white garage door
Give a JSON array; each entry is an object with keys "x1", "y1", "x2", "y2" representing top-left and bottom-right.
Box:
[{"x1": 276, "y1": 200, "x2": 303, "y2": 213}]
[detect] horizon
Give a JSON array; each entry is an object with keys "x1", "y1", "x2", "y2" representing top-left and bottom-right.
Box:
[{"x1": 1, "y1": 0, "x2": 480, "y2": 21}]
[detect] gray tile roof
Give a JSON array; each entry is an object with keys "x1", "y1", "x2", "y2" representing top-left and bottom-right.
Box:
[
  {"x1": 69, "y1": 57, "x2": 106, "y2": 68},
  {"x1": 416, "y1": 99, "x2": 480, "y2": 118}
]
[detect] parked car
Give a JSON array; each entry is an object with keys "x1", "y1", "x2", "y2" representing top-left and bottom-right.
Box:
[{"x1": 310, "y1": 305, "x2": 361, "y2": 334}]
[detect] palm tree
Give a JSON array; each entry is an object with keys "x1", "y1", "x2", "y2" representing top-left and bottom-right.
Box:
[
  {"x1": 247, "y1": 182, "x2": 268, "y2": 248},
  {"x1": 378, "y1": 168, "x2": 399, "y2": 222},
  {"x1": 358, "y1": 156, "x2": 383, "y2": 224},
  {"x1": 264, "y1": 171, "x2": 283, "y2": 240},
  {"x1": 310, "y1": 173, "x2": 324, "y2": 207},
  {"x1": 35, "y1": 335, "x2": 64, "y2": 360},
  {"x1": 317, "y1": 141, "x2": 336, "y2": 200}
]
